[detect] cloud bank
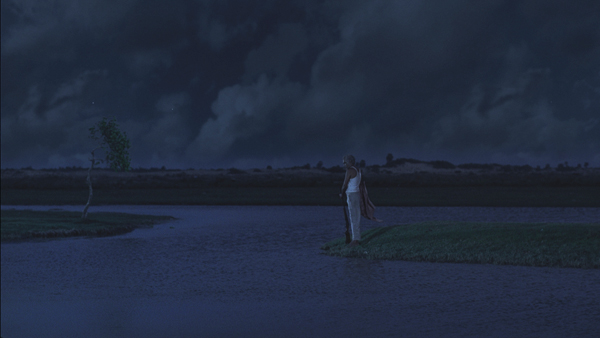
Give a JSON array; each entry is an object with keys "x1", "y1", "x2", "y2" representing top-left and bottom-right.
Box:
[{"x1": 2, "y1": 0, "x2": 599, "y2": 168}]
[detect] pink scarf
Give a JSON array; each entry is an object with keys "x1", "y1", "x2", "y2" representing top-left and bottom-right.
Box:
[{"x1": 359, "y1": 181, "x2": 383, "y2": 222}]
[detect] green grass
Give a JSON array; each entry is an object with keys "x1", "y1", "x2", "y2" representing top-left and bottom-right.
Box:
[
  {"x1": 321, "y1": 222, "x2": 600, "y2": 269},
  {"x1": 2, "y1": 186, "x2": 599, "y2": 206},
  {"x1": 1, "y1": 209, "x2": 175, "y2": 241}
]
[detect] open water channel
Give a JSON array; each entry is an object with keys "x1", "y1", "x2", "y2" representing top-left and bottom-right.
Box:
[{"x1": 2, "y1": 205, "x2": 600, "y2": 338}]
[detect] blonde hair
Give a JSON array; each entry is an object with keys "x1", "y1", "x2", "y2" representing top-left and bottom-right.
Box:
[{"x1": 343, "y1": 155, "x2": 356, "y2": 166}]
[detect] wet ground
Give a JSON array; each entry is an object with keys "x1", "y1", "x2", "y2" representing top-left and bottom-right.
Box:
[{"x1": 2, "y1": 205, "x2": 600, "y2": 338}]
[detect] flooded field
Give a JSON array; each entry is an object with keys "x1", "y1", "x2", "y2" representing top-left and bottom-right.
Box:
[{"x1": 2, "y1": 205, "x2": 600, "y2": 338}]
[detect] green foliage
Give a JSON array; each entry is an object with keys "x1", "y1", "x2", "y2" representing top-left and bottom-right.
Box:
[{"x1": 89, "y1": 117, "x2": 131, "y2": 171}]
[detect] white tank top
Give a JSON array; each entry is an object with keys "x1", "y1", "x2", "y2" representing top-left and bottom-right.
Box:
[{"x1": 346, "y1": 166, "x2": 361, "y2": 193}]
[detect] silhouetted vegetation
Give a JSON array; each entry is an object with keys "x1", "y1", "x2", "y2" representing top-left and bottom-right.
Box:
[
  {"x1": 457, "y1": 163, "x2": 496, "y2": 170},
  {"x1": 130, "y1": 167, "x2": 179, "y2": 172},
  {"x1": 557, "y1": 163, "x2": 577, "y2": 172},
  {"x1": 228, "y1": 168, "x2": 246, "y2": 175},
  {"x1": 430, "y1": 160, "x2": 456, "y2": 169},
  {"x1": 285, "y1": 163, "x2": 311, "y2": 170},
  {"x1": 386, "y1": 153, "x2": 394, "y2": 166},
  {"x1": 384, "y1": 157, "x2": 424, "y2": 167},
  {"x1": 324, "y1": 165, "x2": 345, "y2": 173},
  {"x1": 2, "y1": 158, "x2": 598, "y2": 207},
  {"x1": 3, "y1": 160, "x2": 598, "y2": 190}
]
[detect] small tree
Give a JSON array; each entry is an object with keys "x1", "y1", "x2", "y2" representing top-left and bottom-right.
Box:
[
  {"x1": 82, "y1": 117, "x2": 131, "y2": 219},
  {"x1": 386, "y1": 153, "x2": 394, "y2": 165}
]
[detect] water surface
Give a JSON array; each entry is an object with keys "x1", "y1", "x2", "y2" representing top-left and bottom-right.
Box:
[{"x1": 2, "y1": 205, "x2": 600, "y2": 338}]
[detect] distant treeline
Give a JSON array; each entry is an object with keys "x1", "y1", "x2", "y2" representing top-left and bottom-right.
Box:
[
  {"x1": 2, "y1": 168, "x2": 598, "y2": 191},
  {"x1": 9, "y1": 157, "x2": 596, "y2": 173}
]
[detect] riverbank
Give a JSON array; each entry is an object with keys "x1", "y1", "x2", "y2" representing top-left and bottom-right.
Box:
[
  {"x1": 2, "y1": 186, "x2": 599, "y2": 207},
  {"x1": 1, "y1": 209, "x2": 175, "y2": 241},
  {"x1": 321, "y1": 222, "x2": 600, "y2": 269}
]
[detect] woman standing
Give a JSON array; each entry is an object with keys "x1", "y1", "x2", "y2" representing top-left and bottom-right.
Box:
[{"x1": 339, "y1": 155, "x2": 361, "y2": 246}]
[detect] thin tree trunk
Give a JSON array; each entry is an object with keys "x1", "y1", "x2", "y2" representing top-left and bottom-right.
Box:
[{"x1": 82, "y1": 150, "x2": 96, "y2": 219}]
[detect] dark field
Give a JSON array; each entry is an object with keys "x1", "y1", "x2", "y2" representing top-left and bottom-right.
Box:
[
  {"x1": 2, "y1": 164, "x2": 599, "y2": 207},
  {"x1": 2, "y1": 186, "x2": 600, "y2": 207}
]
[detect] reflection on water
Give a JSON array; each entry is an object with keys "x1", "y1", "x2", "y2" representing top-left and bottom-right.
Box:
[{"x1": 2, "y1": 205, "x2": 600, "y2": 338}]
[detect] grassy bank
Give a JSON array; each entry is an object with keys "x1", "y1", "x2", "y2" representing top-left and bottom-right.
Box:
[
  {"x1": 1, "y1": 209, "x2": 175, "y2": 241},
  {"x1": 321, "y1": 222, "x2": 600, "y2": 269},
  {"x1": 2, "y1": 186, "x2": 599, "y2": 207}
]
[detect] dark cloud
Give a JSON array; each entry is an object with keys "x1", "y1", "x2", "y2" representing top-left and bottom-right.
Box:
[{"x1": 2, "y1": 0, "x2": 599, "y2": 169}]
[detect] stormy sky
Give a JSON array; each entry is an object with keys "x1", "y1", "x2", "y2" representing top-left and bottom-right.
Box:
[{"x1": 2, "y1": 0, "x2": 599, "y2": 169}]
